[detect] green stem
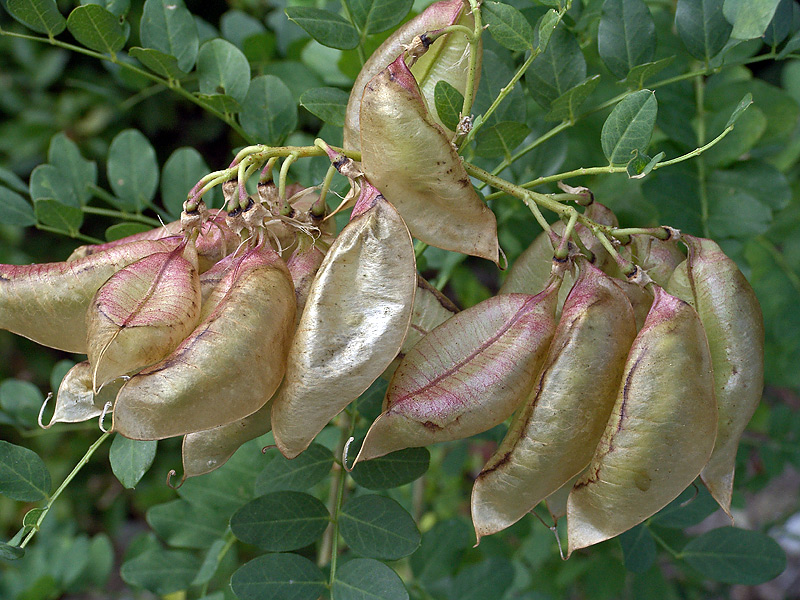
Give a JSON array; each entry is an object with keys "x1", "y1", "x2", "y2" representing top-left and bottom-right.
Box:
[
  {"x1": 82, "y1": 205, "x2": 162, "y2": 227},
  {"x1": 326, "y1": 412, "x2": 356, "y2": 587},
  {"x1": 461, "y1": 0, "x2": 482, "y2": 119},
  {"x1": 35, "y1": 225, "x2": 102, "y2": 245},
  {"x1": 693, "y1": 69, "x2": 711, "y2": 238},
  {"x1": 20, "y1": 431, "x2": 112, "y2": 548}
]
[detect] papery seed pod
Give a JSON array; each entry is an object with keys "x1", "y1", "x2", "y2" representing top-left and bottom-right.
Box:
[
  {"x1": 471, "y1": 261, "x2": 636, "y2": 541},
  {"x1": 631, "y1": 234, "x2": 685, "y2": 287},
  {"x1": 615, "y1": 278, "x2": 653, "y2": 331},
  {"x1": 286, "y1": 239, "x2": 327, "y2": 321},
  {"x1": 344, "y1": 0, "x2": 480, "y2": 150},
  {"x1": 68, "y1": 211, "x2": 239, "y2": 272},
  {"x1": 270, "y1": 181, "x2": 417, "y2": 459},
  {"x1": 0, "y1": 238, "x2": 182, "y2": 353},
  {"x1": 86, "y1": 241, "x2": 202, "y2": 392},
  {"x1": 355, "y1": 274, "x2": 563, "y2": 464},
  {"x1": 545, "y1": 472, "x2": 583, "y2": 526},
  {"x1": 359, "y1": 54, "x2": 498, "y2": 263},
  {"x1": 566, "y1": 286, "x2": 717, "y2": 556},
  {"x1": 112, "y1": 240, "x2": 296, "y2": 440},
  {"x1": 41, "y1": 361, "x2": 123, "y2": 428},
  {"x1": 666, "y1": 235, "x2": 764, "y2": 515},
  {"x1": 180, "y1": 398, "x2": 273, "y2": 480}
]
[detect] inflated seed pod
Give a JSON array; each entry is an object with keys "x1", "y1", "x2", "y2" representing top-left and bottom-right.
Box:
[
  {"x1": 566, "y1": 286, "x2": 717, "y2": 556},
  {"x1": 631, "y1": 234, "x2": 685, "y2": 287},
  {"x1": 86, "y1": 240, "x2": 202, "y2": 392},
  {"x1": 471, "y1": 260, "x2": 636, "y2": 541},
  {"x1": 343, "y1": 0, "x2": 480, "y2": 150},
  {"x1": 285, "y1": 240, "x2": 327, "y2": 321},
  {"x1": 0, "y1": 238, "x2": 182, "y2": 353},
  {"x1": 355, "y1": 273, "x2": 563, "y2": 464},
  {"x1": 270, "y1": 181, "x2": 417, "y2": 459},
  {"x1": 41, "y1": 361, "x2": 123, "y2": 428},
  {"x1": 359, "y1": 54, "x2": 498, "y2": 263},
  {"x1": 615, "y1": 278, "x2": 653, "y2": 331},
  {"x1": 112, "y1": 240, "x2": 296, "y2": 440},
  {"x1": 666, "y1": 235, "x2": 764, "y2": 515}
]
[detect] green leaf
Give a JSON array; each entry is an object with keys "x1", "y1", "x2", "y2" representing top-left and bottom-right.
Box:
[
  {"x1": 476, "y1": 121, "x2": 531, "y2": 158},
  {"x1": 161, "y1": 147, "x2": 210, "y2": 218},
  {"x1": 139, "y1": 0, "x2": 198, "y2": 72},
  {"x1": 350, "y1": 447, "x2": 430, "y2": 490},
  {"x1": 708, "y1": 188, "x2": 772, "y2": 239},
  {"x1": 0, "y1": 542, "x2": 25, "y2": 561},
  {"x1": 708, "y1": 160, "x2": 790, "y2": 211},
  {"x1": 30, "y1": 164, "x2": 79, "y2": 208},
  {"x1": 105, "y1": 222, "x2": 150, "y2": 241},
  {"x1": 220, "y1": 9, "x2": 265, "y2": 50},
  {"x1": 764, "y1": 0, "x2": 793, "y2": 46},
  {"x1": 452, "y1": 557, "x2": 515, "y2": 600},
  {"x1": 0, "y1": 187, "x2": 35, "y2": 227},
  {"x1": 240, "y1": 75, "x2": 297, "y2": 145},
  {"x1": 626, "y1": 150, "x2": 664, "y2": 179},
  {"x1": 724, "y1": 92, "x2": 753, "y2": 128},
  {"x1": 0, "y1": 379, "x2": 43, "y2": 428},
  {"x1": 482, "y1": 1, "x2": 534, "y2": 51},
  {"x1": 195, "y1": 93, "x2": 242, "y2": 115},
  {"x1": 22, "y1": 507, "x2": 45, "y2": 527},
  {"x1": 146, "y1": 499, "x2": 228, "y2": 549},
  {"x1": 723, "y1": 0, "x2": 782, "y2": 40},
  {"x1": 0, "y1": 440, "x2": 51, "y2": 501},
  {"x1": 545, "y1": 75, "x2": 600, "y2": 122},
  {"x1": 537, "y1": 9, "x2": 560, "y2": 52},
  {"x1": 339, "y1": 495, "x2": 421, "y2": 560},
  {"x1": 34, "y1": 198, "x2": 83, "y2": 235},
  {"x1": 107, "y1": 128, "x2": 159, "y2": 212},
  {"x1": 6, "y1": 0, "x2": 67, "y2": 36},
  {"x1": 196, "y1": 39, "x2": 251, "y2": 103},
  {"x1": 284, "y1": 7, "x2": 359, "y2": 50},
  {"x1": 704, "y1": 102, "x2": 764, "y2": 168},
  {"x1": 649, "y1": 485, "x2": 720, "y2": 529},
  {"x1": 255, "y1": 443, "x2": 333, "y2": 495},
  {"x1": 601, "y1": 89, "x2": 658, "y2": 165},
  {"x1": 410, "y1": 518, "x2": 471, "y2": 582},
  {"x1": 434, "y1": 80, "x2": 464, "y2": 132},
  {"x1": 619, "y1": 524, "x2": 656, "y2": 573},
  {"x1": 230, "y1": 491, "x2": 330, "y2": 551},
  {"x1": 681, "y1": 527, "x2": 786, "y2": 584},
  {"x1": 333, "y1": 558, "x2": 409, "y2": 600},
  {"x1": 109, "y1": 435, "x2": 157, "y2": 489},
  {"x1": 192, "y1": 539, "x2": 226, "y2": 586},
  {"x1": 48, "y1": 132, "x2": 97, "y2": 206},
  {"x1": 350, "y1": 0, "x2": 413, "y2": 34},
  {"x1": 121, "y1": 545, "x2": 201, "y2": 595},
  {"x1": 129, "y1": 47, "x2": 188, "y2": 80},
  {"x1": 676, "y1": 0, "x2": 732, "y2": 61},
  {"x1": 525, "y1": 25, "x2": 586, "y2": 109},
  {"x1": 299, "y1": 87, "x2": 349, "y2": 127},
  {"x1": 80, "y1": 0, "x2": 129, "y2": 18},
  {"x1": 598, "y1": 0, "x2": 657, "y2": 79},
  {"x1": 67, "y1": 4, "x2": 126, "y2": 55},
  {"x1": 624, "y1": 57, "x2": 675, "y2": 90},
  {"x1": 0, "y1": 167, "x2": 28, "y2": 194},
  {"x1": 231, "y1": 553, "x2": 326, "y2": 600}
]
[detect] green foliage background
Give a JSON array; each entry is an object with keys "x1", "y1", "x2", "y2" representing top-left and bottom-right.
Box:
[{"x1": 1, "y1": 0, "x2": 799, "y2": 599}]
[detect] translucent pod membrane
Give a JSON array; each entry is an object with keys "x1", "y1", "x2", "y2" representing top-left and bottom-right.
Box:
[
  {"x1": 270, "y1": 181, "x2": 416, "y2": 459},
  {"x1": 0, "y1": 238, "x2": 182, "y2": 353},
  {"x1": 359, "y1": 53, "x2": 498, "y2": 263},
  {"x1": 471, "y1": 260, "x2": 636, "y2": 541},
  {"x1": 566, "y1": 286, "x2": 718, "y2": 556},
  {"x1": 667, "y1": 235, "x2": 764, "y2": 515},
  {"x1": 343, "y1": 0, "x2": 479, "y2": 151},
  {"x1": 356, "y1": 274, "x2": 563, "y2": 464},
  {"x1": 87, "y1": 241, "x2": 202, "y2": 392},
  {"x1": 41, "y1": 361, "x2": 123, "y2": 428},
  {"x1": 68, "y1": 211, "x2": 239, "y2": 273},
  {"x1": 286, "y1": 241, "x2": 327, "y2": 324},
  {"x1": 112, "y1": 241, "x2": 296, "y2": 440},
  {"x1": 631, "y1": 233, "x2": 685, "y2": 288}
]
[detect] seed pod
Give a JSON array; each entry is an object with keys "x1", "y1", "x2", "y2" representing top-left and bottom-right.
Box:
[
  {"x1": 566, "y1": 286, "x2": 717, "y2": 556},
  {"x1": 355, "y1": 274, "x2": 563, "y2": 464},
  {"x1": 471, "y1": 261, "x2": 636, "y2": 541},
  {"x1": 0, "y1": 238, "x2": 182, "y2": 353},
  {"x1": 112, "y1": 241, "x2": 296, "y2": 440},
  {"x1": 86, "y1": 241, "x2": 202, "y2": 391},
  {"x1": 359, "y1": 54, "x2": 498, "y2": 263},
  {"x1": 41, "y1": 361, "x2": 123, "y2": 428},
  {"x1": 631, "y1": 234, "x2": 684, "y2": 287},
  {"x1": 666, "y1": 235, "x2": 764, "y2": 515},
  {"x1": 270, "y1": 181, "x2": 417, "y2": 459},
  {"x1": 286, "y1": 240, "x2": 327, "y2": 322},
  {"x1": 344, "y1": 0, "x2": 480, "y2": 150}
]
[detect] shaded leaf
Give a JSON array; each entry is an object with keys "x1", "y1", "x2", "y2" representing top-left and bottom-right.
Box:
[
  {"x1": 332, "y1": 559, "x2": 409, "y2": 600},
  {"x1": 624, "y1": 57, "x2": 675, "y2": 90},
  {"x1": 350, "y1": 447, "x2": 430, "y2": 490},
  {"x1": 34, "y1": 198, "x2": 83, "y2": 235},
  {"x1": 0, "y1": 379, "x2": 43, "y2": 428},
  {"x1": 129, "y1": 47, "x2": 188, "y2": 79},
  {"x1": 146, "y1": 499, "x2": 228, "y2": 549},
  {"x1": 139, "y1": 0, "x2": 198, "y2": 72},
  {"x1": 619, "y1": 524, "x2": 656, "y2": 573},
  {"x1": 6, "y1": 0, "x2": 66, "y2": 35},
  {"x1": 196, "y1": 38, "x2": 251, "y2": 103},
  {"x1": 537, "y1": 9, "x2": 560, "y2": 52},
  {"x1": 230, "y1": 553, "x2": 326, "y2": 600},
  {"x1": 105, "y1": 222, "x2": 150, "y2": 241},
  {"x1": 0, "y1": 167, "x2": 28, "y2": 194},
  {"x1": 598, "y1": 0, "x2": 656, "y2": 79},
  {"x1": 109, "y1": 435, "x2": 157, "y2": 488},
  {"x1": 195, "y1": 93, "x2": 241, "y2": 115},
  {"x1": 121, "y1": 545, "x2": 201, "y2": 595},
  {"x1": 723, "y1": 0, "x2": 782, "y2": 40},
  {"x1": 708, "y1": 188, "x2": 772, "y2": 239},
  {"x1": 452, "y1": 557, "x2": 515, "y2": 600},
  {"x1": 649, "y1": 485, "x2": 720, "y2": 529},
  {"x1": 220, "y1": 9, "x2": 265, "y2": 49},
  {"x1": 339, "y1": 495, "x2": 421, "y2": 560},
  {"x1": 410, "y1": 518, "x2": 471, "y2": 582},
  {"x1": 107, "y1": 128, "x2": 159, "y2": 211},
  {"x1": 525, "y1": 25, "x2": 586, "y2": 108},
  {"x1": 482, "y1": 1, "x2": 534, "y2": 51},
  {"x1": 627, "y1": 150, "x2": 664, "y2": 179},
  {"x1": 192, "y1": 539, "x2": 226, "y2": 586},
  {"x1": 601, "y1": 89, "x2": 657, "y2": 165},
  {"x1": 299, "y1": 86, "x2": 349, "y2": 126},
  {"x1": 350, "y1": 0, "x2": 413, "y2": 34},
  {"x1": 434, "y1": 80, "x2": 464, "y2": 132},
  {"x1": 48, "y1": 132, "x2": 97, "y2": 206},
  {"x1": 0, "y1": 542, "x2": 25, "y2": 561},
  {"x1": 0, "y1": 187, "x2": 35, "y2": 227},
  {"x1": 724, "y1": 92, "x2": 753, "y2": 128},
  {"x1": 240, "y1": 75, "x2": 297, "y2": 145},
  {"x1": 67, "y1": 4, "x2": 127, "y2": 54},
  {"x1": 0, "y1": 440, "x2": 51, "y2": 501},
  {"x1": 254, "y1": 443, "x2": 334, "y2": 495},
  {"x1": 285, "y1": 7, "x2": 359, "y2": 50},
  {"x1": 545, "y1": 75, "x2": 600, "y2": 122},
  {"x1": 475, "y1": 121, "x2": 531, "y2": 158},
  {"x1": 161, "y1": 147, "x2": 210, "y2": 218},
  {"x1": 676, "y1": 0, "x2": 732, "y2": 60},
  {"x1": 30, "y1": 164, "x2": 79, "y2": 208}
]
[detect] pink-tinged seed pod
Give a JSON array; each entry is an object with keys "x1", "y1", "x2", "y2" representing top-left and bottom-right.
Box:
[
  {"x1": 344, "y1": 0, "x2": 480, "y2": 150},
  {"x1": 355, "y1": 274, "x2": 563, "y2": 464},
  {"x1": 359, "y1": 54, "x2": 498, "y2": 263},
  {"x1": 471, "y1": 261, "x2": 637, "y2": 541},
  {"x1": 86, "y1": 241, "x2": 202, "y2": 392},
  {"x1": 270, "y1": 181, "x2": 417, "y2": 459},
  {"x1": 112, "y1": 241, "x2": 296, "y2": 440},
  {"x1": 286, "y1": 240, "x2": 327, "y2": 323},
  {"x1": 566, "y1": 286, "x2": 717, "y2": 556},
  {"x1": 666, "y1": 235, "x2": 764, "y2": 515},
  {"x1": 41, "y1": 361, "x2": 123, "y2": 428},
  {"x1": 0, "y1": 238, "x2": 182, "y2": 353},
  {"x1": 631, "y1": 234, "x2": 685, "y2": 287}
]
